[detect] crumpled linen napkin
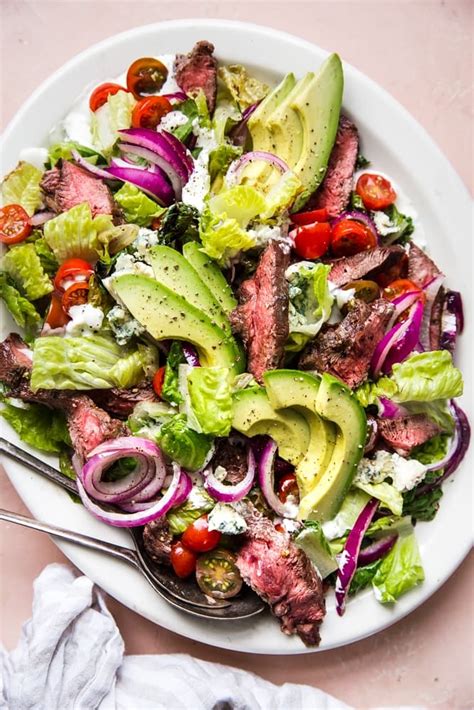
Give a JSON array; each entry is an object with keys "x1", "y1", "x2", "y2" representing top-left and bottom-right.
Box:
[{"x1": 1, "y1": 564, "x2": 350, "y2": 710}]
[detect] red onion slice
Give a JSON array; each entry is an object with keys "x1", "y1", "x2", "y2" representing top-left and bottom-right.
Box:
[
  {"x1": 119, "y1": 467, "x2": 192, "y2": 512},
  {"x1": 162, "y1": 91, "x2": 188, "y2": 103},
  {"x1": 204, "y1": 448, "x2": 256, "y2": 503},
  {"x1": 371, "y1": 299, "x2": 424, "y2": 376},
  {"x1": 258, "y1": 439, "x2": 297, "y2": 518},
  {"x1": 386, "y1": 291, "x2": 422, "y2": 330},
  {"x1": 182, "y1": 343, "x2": 200, "y2": 367},
  {"x1": 335, "y1": 497, "x2": 379, "y2": 616},
  {"x1": 357, "y1": 533, "x2": 398, "y2": 567},
  {"x1": 71, "y1": 150, "x2": 115, "y2": 180},
  {"x1": 226, "y1": 151, "x2": 289, "y2": 185},
  {"x1": 160, "y1": 129, "x2": 194, "y2": 174},
  {"x1": 378, "y1": 397, "x2": 409, "y2": 419},
  {"x1": 118, "y1": 142, "x2": 184, "y2": 199},
  {"x1": 118, "y1": 128, "x2": 190, "y2": 182},
  {"x1": 106, "y1": 165, "x2": 174, "y2": 206},
  {"x1": 29, "y1": 211, "x2": 56, "y2": 226}
]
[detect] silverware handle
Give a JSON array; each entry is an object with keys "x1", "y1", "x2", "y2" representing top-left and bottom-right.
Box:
[
  {"x1": 0, "y1": 508, "x2": 139, "y2": 569},
  {"x1": 0, "y1": 437, "x2": 78, "y2": 495}
]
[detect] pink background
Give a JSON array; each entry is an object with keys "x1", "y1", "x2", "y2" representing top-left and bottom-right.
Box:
[{"x1": 1, "y1": 1, "x2": 472, "y2": 707}]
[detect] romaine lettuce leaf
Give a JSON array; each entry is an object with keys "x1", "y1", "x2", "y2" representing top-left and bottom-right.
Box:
[
  {"x1": 0, "y1": 272, "x2": 41, "y2": 336},
  {"x1": 169, "y1": 100, "x2": 199, "y2": 143},
  {"x1": 0, "y1": 400, "x2": 71, "y2": 453},
  {"x1": 199, "y1": 206, "x2": 256, "y2": 266},
  {"x1": 113, "y1": 183, "x2": 165, "y2": 227},
  {"x1": 91, "y1": 90, "x2": 136, "y2": 154},
  {"x1": 354, "y1": 480, "x2": 404, "y2": 516},
  {"x1": 354, "y1": 377, "x2": 397, "y2": 407},
  {"x1": 372, "y1": 533, "x2": 424, "y2": 603},
  {"x1": 3, "y1": 243, "x2": 53, "y2": 300},
  {"x1": 30, "y1": 235, "x2": 59, "y2": 276},
  {"x1": 47, "y1": 142, "x2": 104, "y2": 169},
  {"x1": 167, "y1": 486, "x2": 214, "y2": 535},
  {"x1": 186, "y1": 366, "x2": 233, "y2": 436},
  {"x1": 44, "y1": 203, "x2": 114, "y2": 262},
  {"x1": 162, "y1": 341, "x2": 186, "y2": 405},
  {"x1": 294, "y1": 521, "x2": 338, "y2": 578},
  {"x1": 209, "y1": 144, "x2": 242, "y2": 185},
  {"x1": 286, "y1": 262, "x2": 334, "y2": 352},
  {"x1": 212, "y1": 81, "x2": 242, "y2": 145},
  {"x1": 156, "y1": 413, "x2": 213, "y2": 471},
  {"x1": 402, "y1": 474, "x2": 443, "y2": 522},
  {"x1": 128, "y1": 400, "x2": 174, "y2": 439},
  {"x1": 30, "y1": 335, "x2": 156, "y2": 391},
  {"x1": 349, "y1": 559, "x2": 382, "y2": 596},
  {"x1": 209, "y1": 185, "x2": 266, "y2": 227},
  {"x1": 391, "y1": 351, "x2": 463, "y2": 402},
  {"x1": 322, "y1": 488, "x2": 371, "y2": 541},
  {"x1": 260, "y1": 171, "x2": 303, "y2": 219},
  {"x1": 219, "y1": 65, "x2": 269, "y2": 109},
  {"x1": 1, "y1": 161, "x2": 43, "y2": 216}
]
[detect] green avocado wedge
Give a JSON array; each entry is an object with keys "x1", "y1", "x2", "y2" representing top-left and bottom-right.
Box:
[
  {"x1": 111, "y1": 273, "x2": 244, "y2": 375},
  {"x1": 232, "y1": 386, "x2": 310, "y2": 465},
  {"x1": 182, "y1": 242, "x2": 237, "y2": 315}
]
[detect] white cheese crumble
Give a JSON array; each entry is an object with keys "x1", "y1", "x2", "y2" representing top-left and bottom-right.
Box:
[
  {"x1": 159, "y1": 110, "x2": 188, "y2": 132},
  {"x1": 187, "y1": 485, "x2": 212, "y2": 510},
  {"x1": 65, "y1": 304, "x2": 104, "y2": 336},
  {"x1": 113, "y1": 252, "x2": 154, "y2": 277},
  {"x1": 181, "y1": 119, "x2": 218, "y2": 211},
  {"x1": 207, "y1": 503, "x2": 248, "y2": 535},
  {"x1": 107, "y1": 305, "x2": 144, "y2": 345},
  {"x1": 247, "y1": 224, "x2": 291, "y2": 252},
  {"x1": 372, "y1": 210, "x2": 399, "y2": 236},
  {"x1": 133, "y1": 227, "x2": 159, "y2": 255},
  {"x1": 326, "y1": 281, "x2": 355, "y2": 325},
  {"x1": 355, "y1": 450, "x2": 428, "y2": 492}
]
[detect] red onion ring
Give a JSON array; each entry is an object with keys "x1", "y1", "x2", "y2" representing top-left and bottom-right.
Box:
[
  {"x1": 226, "y1": 151, "x2": 289, "y2": 185},
  {"x1": 204, "y1": 448, "x2": 256, "y2": 503},
  {"x1": 258, "y1": 439, "x2": 297, "y2": 518},
  {"x1": 119, "y1": 467, "x2": 192, "y2": 512},
  {"x1": 118, "y1": 142, "x2": 184, "y2": 199},
  {"x1": 105, "y1": 165, "x2": 174, "y2": 205},
  {"x1": 71, "y1": 150, "x2": 115, "y2": 180},
  {"x1": 29, "y1": 211, "x2": 56, "y2": 226},
  {"x1": 371, "y1": 299, "x2": 424, "y2": 376},
  {"x1": 386, "y1": 291, "x2": 422, "y2": 330},
  {"x1": 357, "y1": 533, "x2": 398, "y2": 567}
]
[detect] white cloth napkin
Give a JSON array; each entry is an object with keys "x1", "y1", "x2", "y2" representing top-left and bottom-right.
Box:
[{"x1": 1, "y1": 564, "x2": 350, "y2": 710}]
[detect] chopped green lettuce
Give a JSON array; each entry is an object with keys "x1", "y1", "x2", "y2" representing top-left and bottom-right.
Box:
[
  {"x1": 354, "y1": 480, "x2": 403, "y2": 516},
  {"x1": 372, "y1": 533, "x2": 424, "y2": 603},
  {"x1": 47, "y1": 142, "x2": 104, "y2": 168},
  {"x1": 30, "y1": 235, "x2": 59, "y2": 276},
  {"x1": 113, "y1": 183, "x2": 165, "y2": 227},
  {"x1": 212, "y1": 81, "x2": 242, "y2": 145},
  {"x1": 169, "y1": 100, "x2": 199, "y2": 143},
  {"x1": 30, "y1": 335, "x2": 156, "y2": 391},
  {"x1": 219, "y1": 65, "x2": 269, "y2": 109},
  {"x1": 260, "y1": 171, "x2": 303, "y2": 219},
  {"x1": 411, "y1": 433, "x2": 450, "y2": 465},
  {"x1": 199, "y1": 206, "x2": 256, "y2": 266},
  {"x1": 0, "y1": 400, "x2": 71, "y2": 453},
  {"x1": 294, "y1": 521, "x2": 338, "y2": 578},
  {"x1": 186, "y1": 366, "x2": 233, "y2": 436},
  {"x1": 349, "y1": 559, "x2": 382, "y2": 596},
  {"x1": 286, "y1": 262, "x2": 334, "y2": 352},
  {"x1": 390, "y1": 351, "x2": 463, "y2": 402},
  {"x1": 1, "y1": 161, "x2": 43, "y2": 216},
  {"x1": 91, "y1": 90, "x2": 136, "y2": 154},
  {"x1": 162, "y1": 342, "x2": 186, "y2": 405},
  {"x1": 354, "y1": 377, "x2": 397, "y2": 407},
  {"x1": 3, "y1": 243, "x2": 53, "y2": 300},
  {"x1": 158, "y1": 202, "x2": 200, "y2": 246},
  {"x1": 209, "y1": 185, "x2": 266, "y2": 227},
  {"x1": 128, "y1": 400, "x2": 174, "y2": 439},
  {"x1": 194, "y1": 89, "x2": 212, "y2": 128},
  {"x1": 44, "y1": 203, "x2": 114, "y2": 262},
  {"x1": 322, "y1": 489, "x2": 371, "y2": 541},
  {"x1": 0, "y1": 273, "x2": 41, "y2": 336},
  {"x1": 156, "y1": 413, "x2": 213, "y2": 471},
  {"x1": 402, "y1": 475, "x2": 443, "y2": 522},
  {"x1": 167, "y1": 487, "x2": 214, "y2": 535},
  {"x1": 376, "y1": 204, "x2": 414, "y2": 244},
  {"x1": 209, "y1": 144, "x2": 242, "y2": 185}
]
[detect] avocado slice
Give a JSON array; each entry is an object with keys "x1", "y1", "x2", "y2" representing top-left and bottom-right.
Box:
[
  {"x1": 264, "y1": 370, "x2": 336, "y2": 499},
  {"x1": 111, "y1": 273, "x2": 243, "y2": 375},
  {"x1": 147, "y1": 245, "x2": 230, "y2": 334},
  {"x1": 299, "y1": 374, "x2": 367, "y2": 522},
  {"x1": 182, "y1": 242, "x2": 237, "y2": 315},
  {"x1": 232, "y1": 387, "x2": 310, "y2": 465}
]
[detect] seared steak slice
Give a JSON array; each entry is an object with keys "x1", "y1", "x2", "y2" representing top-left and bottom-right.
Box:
[
  {"x1": 310, "y1": 116, "x2": 359, "y2": 217},
  {"x1": 235, "y1": 502, "x2": 325, "y2": 646},
  {"x1": 407, "y1": 243, "x2": 442, "y2": 288},
  {"x1": 378, "y1": 414, "x2": 441, "y2": 456},
  {"x1": 0, "y1": 333, "x2": 33, "y2": 388},
  {"x1": 143, "y1": 518, "x2": 173, "y2": 566},
  {"x1": 328, "y1": 245, "x2": 407, "y2": 287},
  {"x1": 299, "y1": 299, "x2": 394, "y2": 388},
  {"x1": 41, "y1": 160, "x2": 117, "y2": 218},
  {"x1": 230, "y1": 241, "x2": 290, "y2": 383},
  {"x1": 429, "y1": 285, "x2": 445, "y2": 351},
  {"x1": 89, "y1": 384, "x2": 157, "y2": 419},
  {"x1": 212, "y1": 438, "x2": 248, "y2": 485},
  {"x1": 174, "y1": 41, "x2": 218, "y2": 113}
]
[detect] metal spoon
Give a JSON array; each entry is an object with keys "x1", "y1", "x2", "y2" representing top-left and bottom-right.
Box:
[{"x1": 0, "y1": 437, "x2": 265, "y2": 620}]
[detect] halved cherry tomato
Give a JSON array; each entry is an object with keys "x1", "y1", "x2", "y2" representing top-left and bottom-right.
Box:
[
  {"x1": 195, "y1": 549, "x2": 243, "y2": 599},
  {"x1": 0, "y1": 204, "x2": 32, "y2": 245},
  {"x1": 277, "y1": 472, "x2": 299, "y2": 504},
  {"x1": 151, "y1": 216, "x2": 163, "y2": 230},
  {"x1": 356, "y1": 173, "x2": 396, "y2": 211},
  {"x1": 182, "y1": 515, "x2": 221, "y2": 553},
  {"x1": 343, "y1": 279, "x2": 380, "y2": 303},
  {"x1": 293, "y1": 222, "x2": 332, "y2": 259},
  {"x1": 126, "y1": 58, "x2": 168, "y2": 99},
  {"x1": 331, "y1": 219, "x2": 377, "y2": 258},
  {"x1": 274, "y1": 522, "x2": 285, "y2": 533},
  {"x1": 61, "y1": 281, "x2": 90, "y2": 314},
  {"x1": 89, "y1": 83, "x2": 129, "y2": 112},
  {"x1": 45, "y1": 293, "x2": 70, "y2": 328},
  {"x1": 132, "y1": 96, "x2": 172, "y2": 130},
  {"x1": 170, "y1": 541, "x2": 197, "y2": 579},
  {"x1": 54, "y1": 258, "x2": 94, "y2": 292},
  {"x1": 291, "y1": 208, "x2": 329, "y2": 226},
  {"x1": 152, "y1": 366, "x2": 166, "y2": 398},
  {"x1": 383, "y1": 278, "x2": 425, "y2": 303}
]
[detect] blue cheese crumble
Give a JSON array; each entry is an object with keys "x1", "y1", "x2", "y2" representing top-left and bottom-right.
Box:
[{"x1": 207, "y1": 503, "x2": 248, "y2": 535}]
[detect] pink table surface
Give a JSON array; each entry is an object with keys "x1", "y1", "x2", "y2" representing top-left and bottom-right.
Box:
[{"x1": 1, "y1": 1, "x2": 473, "y2": 707}]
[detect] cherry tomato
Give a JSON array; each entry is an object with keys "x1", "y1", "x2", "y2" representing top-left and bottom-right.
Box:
[
  {"x1": 182, "y1": 515, "x2": 221, "y2": 553},
  {"x1": 343, "y1": 279, "x2": 380, "y2": 303},
  {"x1": 356, "y1": 173, "x2": 397, "y2": 211},
  {"x1": 195, "y1": 549, "x2": 243, "y2": 599},
  {"x1": 383, "y1": 278, "x2": 424, "y2": 302},
  {"x1": 293, "y1": 222, "x2": 332, "y2": 259},
  {"x1": 54, "y1": 258, "x2": 94, "y2": 292},
  {"x1": 151, "y1": 216, "x2": 163, "y2": 230},
  {"x1": 45, "y1": 293, "x2": 70, "y2": 328},
  {"x1": 126, "y1": 58, "x2": 168, "y2": 99},
  {"x1": 61, "y1": 281, "x2": 90, "y2": 314},
  {"x1": 89, "y1": 83, "x2": 129, "y2": 112},
  {"x1": 152, "y1": 366, "x2": 166, "y2": 398},
  {"x1": 331, "y1": 218, "x2": 377, "y2": 258},
  {"x1": 291, "y1": 208, "x2": 329, "y2": 226},
  {"x1": 0, "y1": 204, "x2": 32, "y2": 245},
  {"x1": 274, "y1": 522, "x2": 286, "y2": 533},
  {"x1": 170, "y1": 541, "x2": 197, "y2": 579},
  {"x1": 277, "y1": 472, "x2": 299, "y2": 503},
  {"x1": 132, "y1": 96, "x2": 172, "y2": 130}
]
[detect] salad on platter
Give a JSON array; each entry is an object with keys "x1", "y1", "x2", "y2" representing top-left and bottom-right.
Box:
[{"x1": 0, "y1": 40, "x2": 470, "y2": 646}]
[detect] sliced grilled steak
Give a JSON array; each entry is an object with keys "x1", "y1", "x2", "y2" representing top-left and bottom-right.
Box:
[
  {"x1": 235, "y1": 502, "x2": 325, "y2": 646},
  {"x1": 230, "y1": 241, "x2": 290, "y2": 383},
  {"x1": 0, "y1": 333, "x2": 33, "y2": 387},
  {"x1": 212, "y1": 438, "x2": 248, "y2": 485},
  {"x1": 174, "y1": 41, "x2": 218, "y2": 113},
  {"x1": 89, "y1": 384, "x2": 157, "y2": 419},
  {"x1": 429, "y1": 285, "x2": 445, "y2": 351},
  {"x1": 407, "y1": 242, "x2": 442, "y2": 288},
  {"x1": 378, "y1": 414, "x2": 441, "y2": 456},
  {"x1": 310, "y1": 116, "x2": 359, "y2": 217},
  {"x1": 40, "y1": 160, "x2": 118, "y2": 218},
  {"x1": 142, "y1": 518, "x2": 173, "y2": 566},
  {"x1": 328, "y1": 245, "x2": 407, "y2": 287},
  {"x1": 299, "y1": 299, "x2": 394, "y2": 388}
]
